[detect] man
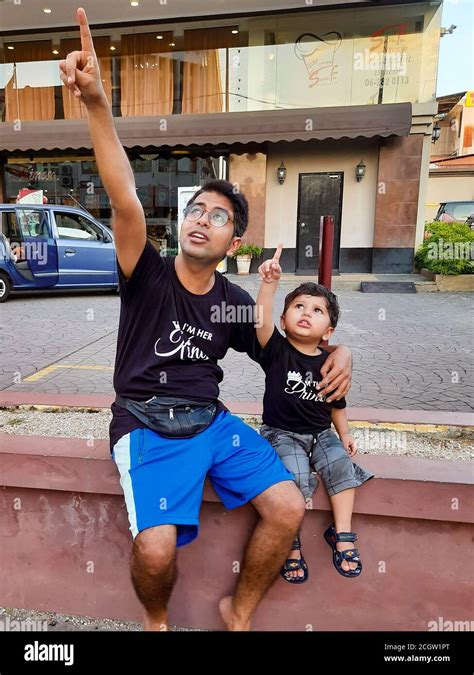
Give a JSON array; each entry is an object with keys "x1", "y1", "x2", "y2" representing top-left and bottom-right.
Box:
[{"x1": 61, "y1": 8, "x2": 352, "y2": 631}]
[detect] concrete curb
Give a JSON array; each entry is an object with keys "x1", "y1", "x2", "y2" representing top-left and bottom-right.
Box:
[{"x1": 1, "y1": 392, "x2": 473, "y2": 427}]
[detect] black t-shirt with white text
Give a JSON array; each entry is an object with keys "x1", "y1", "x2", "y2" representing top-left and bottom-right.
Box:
[
  {"x1": 259, "y1": 327, "x2": 346, "y2": 435},
  {"x1": 110, "y1": 240, "x2": 262, "y2": 451}
]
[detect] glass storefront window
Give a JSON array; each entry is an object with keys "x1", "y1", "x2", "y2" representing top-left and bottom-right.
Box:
[
  {"x1": 0, "y1": 2, "x2": 442, "y2": 123},
  {"x1": 236, "y1": 2, "x2": 442, "y2": 110},
  {"x1": 3, "y1": 154, "x2": 226, "y2": 255}
]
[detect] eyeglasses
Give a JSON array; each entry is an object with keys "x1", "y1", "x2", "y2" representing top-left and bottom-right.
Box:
[{"x1": 183, "y1": 203, "x2": 233, "y2": 228}]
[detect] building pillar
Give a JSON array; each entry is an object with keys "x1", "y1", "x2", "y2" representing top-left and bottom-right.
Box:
[
  {"x1": 372, "y1": 135, "x2": 424, "y2": 273},
  {"x1": 228, "y1": 152, "x2": 267, "y2": 272},
  {"x1": 0, "y1": 155, "x2": 6, "y2": 203},
  {"x1": 415, "y1": 131, "x2": 435, "y2": 249}
]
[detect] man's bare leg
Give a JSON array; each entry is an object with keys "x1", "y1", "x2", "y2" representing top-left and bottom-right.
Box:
[
  {"x1": 219, "y1": 481, "x2": 305, "y2": 631},
  {"x1": 130, "y1": 524, "x2": 178, "y2": 631}
]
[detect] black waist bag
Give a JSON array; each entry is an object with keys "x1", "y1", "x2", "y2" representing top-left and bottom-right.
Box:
[{"x1": 115, "y1": 394, "x2": 218, "y2": 439}]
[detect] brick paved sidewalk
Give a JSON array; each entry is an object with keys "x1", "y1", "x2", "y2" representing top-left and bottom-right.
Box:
[{"x1": 1, "y1": 283, "x2": 472, "y2": 412}]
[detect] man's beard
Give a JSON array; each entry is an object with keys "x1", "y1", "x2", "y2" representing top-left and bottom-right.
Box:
[{"x1": 180, "y1": 239, "x2": 225, "y2": 265}]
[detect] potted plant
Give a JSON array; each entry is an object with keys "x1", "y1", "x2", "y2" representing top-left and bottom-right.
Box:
[
  {"x1": 232, "y1": 243, "x2": 264, "y2": 275},
  {"x1": 414, "y1": 221, "x2": 474, "y2": 291}
]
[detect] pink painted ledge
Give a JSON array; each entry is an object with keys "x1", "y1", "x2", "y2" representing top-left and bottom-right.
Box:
[
  {"x1": 1, "y1": 432, "x2": 473, "y2": 631},
  {"x1": 1, "y1": 433, "x2": 472, "y2": 526},
  {"x1": 1, "y1": 392, "x2": 473, "y2": 427}
]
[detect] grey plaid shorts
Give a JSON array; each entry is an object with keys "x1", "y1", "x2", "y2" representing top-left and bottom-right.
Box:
[{"x1": 259, "y1": 424, "x2": 375, "y2": 500}]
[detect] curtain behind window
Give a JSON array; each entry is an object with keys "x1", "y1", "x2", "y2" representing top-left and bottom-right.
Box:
[
  {"x1": 5, "y1": 41, "x2": 55, "y2": 122},
  {"x1": 120, "y1": 32, "x2": 174, "y2": 117},
  {"x1": 60, "y1": 37, "x2": 113, "y2": 120},
  {"x1": 182, "y1": 27, "x2": 235, "y2": 114}
]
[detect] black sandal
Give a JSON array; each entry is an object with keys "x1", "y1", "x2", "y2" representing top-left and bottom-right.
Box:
[
  {"x1": 323, "y1": 523, "x2": 362, "y2": 578},
  {"x1": 280, "y1": 533, "x2": 309, "y2": 584}
]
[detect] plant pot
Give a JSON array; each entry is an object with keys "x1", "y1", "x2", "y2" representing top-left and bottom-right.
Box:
[{"x1": 236, "y1": 255, "x2": 252, "y2": 275}]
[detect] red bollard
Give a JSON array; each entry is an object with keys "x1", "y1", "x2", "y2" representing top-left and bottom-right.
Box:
[
  {"x1": 318, "y1": 215, "x2": 335, "y2": 290},
  {"x1": 318, "y1": 215, "x2": 335, "y2": 349}
]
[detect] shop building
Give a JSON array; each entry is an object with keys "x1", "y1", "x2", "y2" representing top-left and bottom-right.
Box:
[{"x1": 0, "y1": 0, "x2": 443, "y2": 272}]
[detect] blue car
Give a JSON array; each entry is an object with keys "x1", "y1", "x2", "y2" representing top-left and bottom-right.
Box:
[{"x1": 0, "y1": 204, "x2": 118, "y2": 302}]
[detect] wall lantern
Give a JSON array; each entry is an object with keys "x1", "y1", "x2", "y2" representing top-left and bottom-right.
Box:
[
  {"x1": 431, "y1": 122, "x2": 441, "y2": 144},
  {"x1": 355, "y1": 159, "x2": 366, "y2": 182},
  {"x1": 277, "y1": 161, "x2": 287, "y2": 185}
]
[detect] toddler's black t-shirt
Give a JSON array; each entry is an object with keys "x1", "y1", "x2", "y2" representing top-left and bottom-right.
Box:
[{"x1": 259, "y1": 327, "x2": 346, "y2": 435}]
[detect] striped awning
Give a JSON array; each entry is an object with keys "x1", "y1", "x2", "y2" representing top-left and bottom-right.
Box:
[{"x1": 0, "y1": 102, "x2": 412, "y2": 152}]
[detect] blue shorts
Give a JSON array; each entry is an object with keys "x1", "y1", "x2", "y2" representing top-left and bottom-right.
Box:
[{"x1": 112, "y1": 410, "x2": 293, "y2": 547}]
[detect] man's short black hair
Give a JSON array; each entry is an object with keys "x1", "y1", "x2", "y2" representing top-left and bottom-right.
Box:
[
  {"x1": 187, "y1": 179, "x2": 249, "y2": 238},
  {"x1": 283, "y1": 282, "x2": 340, "y2": 328}
]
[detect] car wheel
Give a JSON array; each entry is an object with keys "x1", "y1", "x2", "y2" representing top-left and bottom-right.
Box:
[{"x1": 0, "y1": 272, "x2": 12, "y2": 303}]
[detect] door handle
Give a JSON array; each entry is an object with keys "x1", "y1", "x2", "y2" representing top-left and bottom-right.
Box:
[
  {"x1": 65, "y1": 249, "x2": 76, "y2": 255},
  {"x1": 300, "y1": 222, "x2": 306, "y2": 228}
]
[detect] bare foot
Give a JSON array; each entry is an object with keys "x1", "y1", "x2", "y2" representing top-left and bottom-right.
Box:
[
  {"x1": 143, "y1": 612, "x2": 169, "y2": 631},
  {"x1": 219, "y1": 596, "x2": 251, "y2": 631}
]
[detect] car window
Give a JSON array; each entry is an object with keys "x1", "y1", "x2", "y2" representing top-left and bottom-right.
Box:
[
  {"x1": 0, "y1": 212, "x2": 20, "y2": 261},
  {"x1": 55, "y1": 212, "x2": 102, "y2": 241},
  {"x1": 15, "y1": 209, "x2": 49, "y2": 238},
  {"x1": 1, "y1": 211, "x2": 18, "y2": 239},
  {"x1": 446, "y1": 203, "x2": 474, "y2": 221}
]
